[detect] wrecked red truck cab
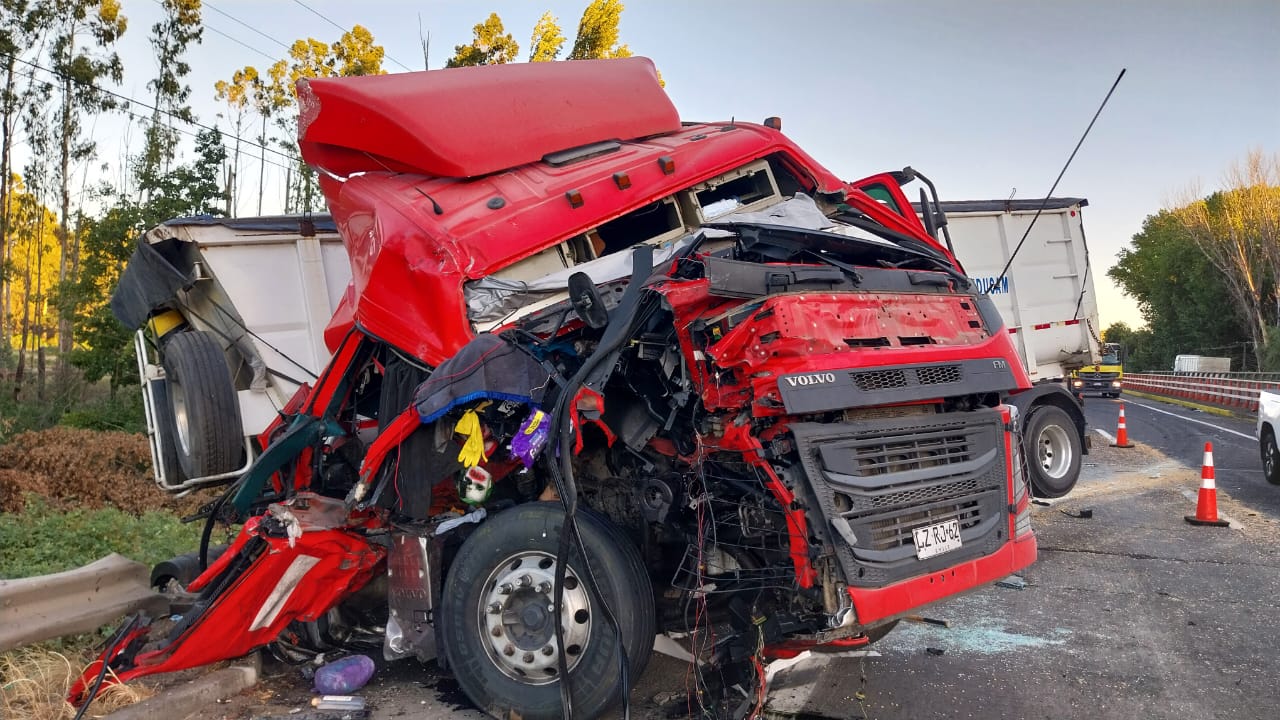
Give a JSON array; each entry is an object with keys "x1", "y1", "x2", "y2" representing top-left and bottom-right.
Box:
[{"x1": 90, "y1": 57, "x2": 1037, "y2": 719}]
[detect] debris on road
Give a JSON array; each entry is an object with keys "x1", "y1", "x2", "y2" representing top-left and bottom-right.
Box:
[
  {"x1": 313, "y1": 656, "x2": 375, "y2": 695},
  {"x1": 995, "y1": 575, "x2": 1028, "y2": 590},
  {"x1": 311, "y1": 695, "x2": 366, "y2": 711},
  {"x1": 903, "y1": 615, "x2": 951, "y2": 628},
  {"x1": 1059, "y1": 508, "x2": 1094, "y2": 519},
  {"x1": 925, "y1": 647, "x2": 946, "y2": 656}
]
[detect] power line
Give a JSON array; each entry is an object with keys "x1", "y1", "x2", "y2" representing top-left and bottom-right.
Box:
[
  {"x1": 203, "y1": 21, "x2": 279, "y2": 63},
  {"x1": 202, "y1": 0, "x2": 293, "y2": 53},
  {"x1": 147, "y1": 0, "x2": 277, "y2": 62},
  {"x1": 2, "y1": 50, "x2": 302, "y2": 165},
  {"x1": 289, "y1": 0, "x2": 416, "y2": 72}
]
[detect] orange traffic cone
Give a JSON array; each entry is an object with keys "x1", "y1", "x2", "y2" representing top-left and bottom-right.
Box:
[
  {"x1": 1111, "y1": 404, "x2": 1134, "y2": 448},
  {"x1": 1185, "y1": 442, "x2": 1230, "y2": 527}
]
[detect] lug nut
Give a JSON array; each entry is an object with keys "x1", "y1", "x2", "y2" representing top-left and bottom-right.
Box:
[
  {"x1": 487, "y1": 602, "x2": 502, "y2": 614},
  {"x1": 536, "y1": 581, "x2": 552, "y2": 594},
  {"x1": 499, "y1": 583, "x2": 513, "y2": 595},
  {"x1": 503, "y1": 645, "x2": 515, "y2": 656},
  {"x1": 518, "y1": 574, "x2": 532, "y2": 587},
  {"x1": 522, "y1": 652, "x2": 535, "y2": 663},
  {"x1": 541, "y1": 645, "x2": 554, "y2": 656},
  {"x1": 491, "y1": 626, "x2": 503, "y2": 637}
]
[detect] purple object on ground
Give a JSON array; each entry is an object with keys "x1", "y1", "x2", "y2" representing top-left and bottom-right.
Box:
[
  {"x1": 314, "y1": 654, "x2": 376, "y2": 694},
  {"x1": 511, "y1": 408, "x2": 551, "y2": 469}
]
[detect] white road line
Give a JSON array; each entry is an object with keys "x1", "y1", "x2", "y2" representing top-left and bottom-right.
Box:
[
  {"x1": 1094, "y1": 427, "x2": 1116, "y2": 444},
  {"x1": 1123, "y1": 399, "x2": 1255, "y2": 441}
]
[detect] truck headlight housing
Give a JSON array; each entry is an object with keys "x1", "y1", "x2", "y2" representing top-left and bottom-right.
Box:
[
  {"x1": 1072, "y1": 379, "x2": 1083, "y2": 388},
  {"x1": 1111, "y1": 380, "x2": 1122, "y2": 388}
]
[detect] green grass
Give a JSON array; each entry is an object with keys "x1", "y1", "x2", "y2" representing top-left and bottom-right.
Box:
[{"x1": 0, "y1": 496, "x2": 204, "y2": 579}]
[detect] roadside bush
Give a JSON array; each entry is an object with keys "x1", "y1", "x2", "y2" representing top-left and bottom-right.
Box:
[
  {"x1": 0, "y1": 495, "x2": 203, "y2": 578},
  {"x1": 1261, "y1": 328, "x2": 1280, "y2": 373},
  {"x1": 58, "y1": 393, "x2": 145, "y2": 434}
]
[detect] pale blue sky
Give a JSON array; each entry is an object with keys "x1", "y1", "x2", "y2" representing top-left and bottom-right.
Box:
[{"x1": 98, "y1": 0, "x2": 1280, "y2": 329}]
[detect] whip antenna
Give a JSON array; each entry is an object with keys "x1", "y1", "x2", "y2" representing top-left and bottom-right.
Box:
[{"x1": 990, "y1": 68, "x2": 1126, "y2": 292}]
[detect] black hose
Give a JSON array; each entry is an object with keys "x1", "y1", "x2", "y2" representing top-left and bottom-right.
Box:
[
  {"x1": 547, "y1": 247, "x2": 654, "y2": 719},
  {"x1": 72, "y1": 620, "x2": 136, "y2": 720},
  {"x1": 199, "y1": 481, "x2": 238, "y2": 571}
]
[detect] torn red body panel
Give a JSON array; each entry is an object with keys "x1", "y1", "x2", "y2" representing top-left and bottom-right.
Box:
[{"x1": 91, "y1": 521, "x2": 383, "y2": 690}]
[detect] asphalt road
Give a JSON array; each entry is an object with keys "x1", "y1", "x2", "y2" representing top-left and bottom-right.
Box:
[
  {"x1": 193, "y1": 392, "x2": 1280, "y2": 720},
  {"x1": 1084, "y1": 393, "x2": 1280, "y2": 513}
]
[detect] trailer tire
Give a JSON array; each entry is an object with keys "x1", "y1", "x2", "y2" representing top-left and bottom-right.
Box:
[
  {"x1": 439, "y1": 503, "x2": 654, "y2": 720},
  {"x1": 161, "y1": 331, "x2": 243, "y2": 479},
  {"x1": 1025, "y1": 405, "x2": 1082, "y2": 498}
]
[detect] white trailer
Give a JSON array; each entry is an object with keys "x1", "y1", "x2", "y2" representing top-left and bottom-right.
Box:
[
  {"x1": 937, "y1": 198, "x2": 1102, "y2": 382},
  {"x1": 114, "y1": 215, "x2": 353, "y2": 492},
  {"x1": 1174, "y1": 355, "x2": 1232, "y2": 373}
]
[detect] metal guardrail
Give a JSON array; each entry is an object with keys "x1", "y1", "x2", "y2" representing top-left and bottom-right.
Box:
[
  {"x1": 0, "y1": 554, "x2": 169, "y2": 652},
  {"x1": 1124, "y1": 372, "x2": 1280, "y2": 413}
]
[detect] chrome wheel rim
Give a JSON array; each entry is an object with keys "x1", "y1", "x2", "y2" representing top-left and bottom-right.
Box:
[
  {"x1": 170, "y1": 380, "x2": 192, "y2": 457},
  {"x1": 1037, "y1": 424, "x2": 1073, "y2": 479},
  {"x1": 478, "y1": 551, "x2": 592, "y2": 685}
]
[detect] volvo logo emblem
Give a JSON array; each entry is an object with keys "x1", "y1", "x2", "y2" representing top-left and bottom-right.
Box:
[{"x1": 785, "y1": 373, "x2": 837, "y2": 387}]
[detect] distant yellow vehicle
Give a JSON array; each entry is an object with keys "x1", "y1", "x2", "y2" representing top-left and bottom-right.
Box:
[{"x1": 1073, "y1": 342, "x2": 1124, "y2": 398}]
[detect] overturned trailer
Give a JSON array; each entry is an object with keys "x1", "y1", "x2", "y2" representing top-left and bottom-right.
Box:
[{"x1": 90, "y1": 58, "x2": 1046, "y2": 719}]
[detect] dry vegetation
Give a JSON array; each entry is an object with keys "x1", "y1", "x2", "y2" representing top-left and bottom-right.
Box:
[
  {"x1": 0, "y1": 427, "x2": 204, "y2": 515},
  {"x1": 0, "y1": 647, "x2": 154, "y2": 720}
]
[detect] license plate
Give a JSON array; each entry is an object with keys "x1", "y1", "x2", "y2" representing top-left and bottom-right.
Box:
[{"x1": 912, "y1": 519, "x2": 962, "y2": 560}]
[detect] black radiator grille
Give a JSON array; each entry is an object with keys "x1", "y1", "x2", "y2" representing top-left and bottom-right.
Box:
[
  {"x1": 1078, "y1": 371, "x2": 1119, "y2": 380},
  {"x1": 852, "y1": 369, "x2": 908, "y2": 391},
  {"x1": 867, "y1": 501, "x2": 984, "y2": 552},
  {"x1": 847, "y1": 432, "x2": 971, "y2": 476},
  {"x1": 916, "y1": 364, "x2": 963, "y2": 385},
  {"x1": 849, "y1": 364, "x2": 962, "y2": 393},
  {"x1": 789, "y1": 408, "x2": 1009, "y2": 587}
]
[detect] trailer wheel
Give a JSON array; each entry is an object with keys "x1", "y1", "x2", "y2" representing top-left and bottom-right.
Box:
[
  {"x1": 1025, "y1": 405, "x2": 1081, "y2": 498},
  {"x1": 439, "y1": 503, "x2": 655, "y2": 720},
  {"x1": 1261, "y1": 428, "x2": 1280, "y2": 486},
  {"x1": 161, "y1": 331, "x2": 243, "y2": 479}
]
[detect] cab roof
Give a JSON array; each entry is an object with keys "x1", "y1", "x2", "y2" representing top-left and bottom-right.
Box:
[{"x1": 298, "y1": 57, "x2": 679, "y2": 179}]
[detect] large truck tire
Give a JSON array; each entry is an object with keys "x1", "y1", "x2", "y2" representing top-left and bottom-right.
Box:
[
  {"x1": 1024, "y1": 405, "x2": 1082, "y2": 498},
  {"x1": 161, "y1": 330, "x2": 244, "y2": 479},
  {"x1": 439, "y1": 503, "x2": 655, "y2": 720}
]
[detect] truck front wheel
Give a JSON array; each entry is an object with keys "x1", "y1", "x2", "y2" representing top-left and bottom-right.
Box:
[
  {"x1": 439, "y1": 503, "x2": 655, "y2": 720},
  {"x1": 1025, "y1": 405, "x2": 1082, "y2": 498}
]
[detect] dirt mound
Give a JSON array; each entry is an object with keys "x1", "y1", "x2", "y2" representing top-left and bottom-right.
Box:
[{"x1": 0, "y1": 428, "x2": 207, "y2": 515}]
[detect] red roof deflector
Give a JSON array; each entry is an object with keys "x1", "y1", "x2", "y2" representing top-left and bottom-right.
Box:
[{"x1": 298, "y1": 57, "x2": 680, "y2": 179}]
